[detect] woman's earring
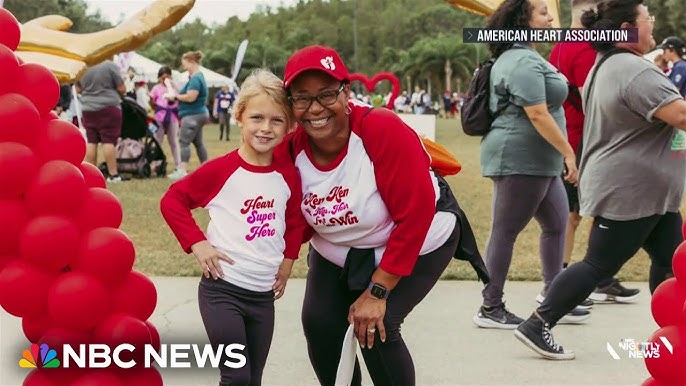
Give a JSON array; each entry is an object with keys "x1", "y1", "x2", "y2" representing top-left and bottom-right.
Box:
[{"x1": 345, "y1": 105, "x2": 352, "y2": 115}]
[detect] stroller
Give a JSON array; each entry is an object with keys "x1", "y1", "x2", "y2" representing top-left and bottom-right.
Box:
[{"x1": 101, "y1": 97, "x2": 167, "y2": 178}]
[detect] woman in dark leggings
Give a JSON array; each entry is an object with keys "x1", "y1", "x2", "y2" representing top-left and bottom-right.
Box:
[
  {"x1": 473, "y1": 0, "x2": 587, "y2": 330},
  {"x1": 515, "y1": 0, "x2": 686, "y2": 360},
  {"x1": 280, "y1": 45, "x2": 488, "y2": 386}
]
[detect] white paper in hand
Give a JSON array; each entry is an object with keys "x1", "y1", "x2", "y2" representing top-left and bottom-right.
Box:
[
  {"x1": 164, "y1": 79, "x2": 177, "y2": 96},
  {"x1": 335, "y1": 324, "x2": 358, "y2": 386}
]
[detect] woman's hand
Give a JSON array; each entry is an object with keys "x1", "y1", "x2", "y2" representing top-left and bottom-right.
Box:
[
  {"x1": 190, "y1": 240, "x2": 234, "y2": 280},
  {"x1": 273, "y1": 259, "x2": 295, "y2": 300},
  {"x1": 563, "y1": 155, "x2": 578, "y2": 185},
  {"x1": 348, "y1": 291, "x2": 387, "y2": 349}
]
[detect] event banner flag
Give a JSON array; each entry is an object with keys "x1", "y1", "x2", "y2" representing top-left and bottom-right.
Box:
[{"x1": 463, "y1": 28, "x2": 639, "y2": 43}]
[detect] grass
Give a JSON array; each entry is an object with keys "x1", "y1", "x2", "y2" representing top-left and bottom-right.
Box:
[{"x1": 110, "y1": 119, "x2": 668, "y2": 281}]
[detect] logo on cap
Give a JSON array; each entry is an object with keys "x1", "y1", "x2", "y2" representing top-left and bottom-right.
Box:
[{"x1": 320, "y1": 56, "x2": 336, "y2": 71}]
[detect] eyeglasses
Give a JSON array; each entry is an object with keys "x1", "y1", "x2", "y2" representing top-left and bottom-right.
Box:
[
  {"x1": 637, "y1": 16, "x2": 655, "y2": 24},
  {"x1": 289, "y1": 84, "x2": 346, "y2": 110}
]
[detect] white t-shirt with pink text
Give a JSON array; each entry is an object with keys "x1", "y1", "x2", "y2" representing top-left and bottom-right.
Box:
[{"x1": 160, "y1": 150, "x2": 306, "y2": 292}]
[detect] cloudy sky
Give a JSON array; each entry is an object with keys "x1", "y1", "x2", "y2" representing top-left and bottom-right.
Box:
[{"x1": 85, "y1": 0, "x2": 299, "y2": 26}]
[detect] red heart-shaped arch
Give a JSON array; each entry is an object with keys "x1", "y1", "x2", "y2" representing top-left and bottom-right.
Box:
[{"x1": 348, "y1": 72, "x2": 401, "y2": 110}]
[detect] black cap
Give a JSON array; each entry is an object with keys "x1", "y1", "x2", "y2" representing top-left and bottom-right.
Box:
[{"x1": 657, "y1": 36, "x2": 686, "y2": 55}]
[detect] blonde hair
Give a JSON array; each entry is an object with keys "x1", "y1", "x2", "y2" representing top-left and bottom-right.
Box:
[
  {"x1": 233, "y1": 69, "x2": 294, "y2": 130},
  {"x1": 181, "y1": 51, "x2": 203, "y2": 63}
]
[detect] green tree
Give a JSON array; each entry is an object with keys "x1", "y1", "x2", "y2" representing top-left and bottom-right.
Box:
[{"x1": 4, "y1": 0, "x2": 111, "y2": 32}]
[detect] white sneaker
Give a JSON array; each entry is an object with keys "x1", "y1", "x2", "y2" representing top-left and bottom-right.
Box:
[
  {"x1": 167, "y1": 169, "x2": 188, "y2": 180},
  {"x1": 106, "y1": 175, "x2": 123, "y2": 183}
]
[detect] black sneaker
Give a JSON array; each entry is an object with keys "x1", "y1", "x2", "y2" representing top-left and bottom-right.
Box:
[
  {"x1": 473, "y1": 303, "x2": 524, "y2": 329},
  {"x1": 515, "y1": 314, "x2": 575, "y2": 360},
  {"x1": 536, "y1": 292, "x2": 593, "y2": 311},
  {"x1": 558, "y1": 307, "x2": 591, "y2": 324},
  {"x1": 589, "y1": 279, "x2": 640, "y2": 303}
]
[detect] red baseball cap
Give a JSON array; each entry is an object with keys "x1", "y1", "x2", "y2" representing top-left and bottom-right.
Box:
[{"x1": 283, "y1": 45, "x2": 350, "y2": 88}]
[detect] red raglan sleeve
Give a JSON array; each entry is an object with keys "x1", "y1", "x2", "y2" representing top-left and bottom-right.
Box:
[
  {"x1": 280, "y1": 164, "x2": 310, "y2": 260},
  {"x1": 160, "y1": 155, "x2": 234, "y2": 254},
  {"x1": 359, "y1": 108, "x2": 436, "y2": 276}
]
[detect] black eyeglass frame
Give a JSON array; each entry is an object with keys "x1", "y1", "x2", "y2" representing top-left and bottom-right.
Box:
[{"x1": 288, "y1": 83, "x2": 347, "y2": 110}]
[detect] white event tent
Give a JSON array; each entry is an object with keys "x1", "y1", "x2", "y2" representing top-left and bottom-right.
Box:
[{"x1": 181, "y1": 66, "x2": 236, "y2": 88}]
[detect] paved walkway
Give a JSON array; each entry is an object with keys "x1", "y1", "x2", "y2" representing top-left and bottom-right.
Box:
[{"x1": 1, "y1": 279, "x2": 656, "y2": 385}]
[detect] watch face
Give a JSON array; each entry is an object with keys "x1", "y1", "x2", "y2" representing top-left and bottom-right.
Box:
[{"x1": 371, "y1": 284, "x2": 388, "y2": 299}]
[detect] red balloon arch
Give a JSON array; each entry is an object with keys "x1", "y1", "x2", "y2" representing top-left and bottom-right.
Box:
[{"x1": 0, "y1": 8, "x2": 161, "y2": 385}]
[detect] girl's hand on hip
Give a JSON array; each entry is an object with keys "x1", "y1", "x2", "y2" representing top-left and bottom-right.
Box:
[
  {"x1": 190, "y1": 240, "x2": 234, "y2": 280},
  {"x1": 348, "y1": 291, "x2": 387, "y2": 349}
]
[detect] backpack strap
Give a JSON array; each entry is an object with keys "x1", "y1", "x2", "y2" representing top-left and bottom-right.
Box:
[
  {"x1": 583, "y1": 48, "x2": 633, "y2": 111},
  {"x1": 575, "y1": 47, "x2": 633, "y2": 161}
]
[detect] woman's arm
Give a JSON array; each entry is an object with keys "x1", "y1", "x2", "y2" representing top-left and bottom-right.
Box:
[
  {"x1": 177, "y1": 89, "x2": 199, "y2": 103},
  {"x1": 653, "y1": 99, "x2": 686, "y2": 131},
  {"x1": 523, "y1": 104, "x2": 576, "y2": 156},
  {"x1": 523, "y1": 104, "x2": 578, "y2": 183}
]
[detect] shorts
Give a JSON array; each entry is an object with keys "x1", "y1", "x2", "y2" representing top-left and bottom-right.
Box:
[
  {"x1": 82, "y1": 106, "x2": 122, "y2": 145},
  {"x1": 563, "y1": 179, "x2": 580, "y2": 213}
]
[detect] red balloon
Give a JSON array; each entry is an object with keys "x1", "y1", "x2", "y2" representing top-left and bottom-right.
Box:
[
  {"x1": 640, "y1": 378, "x2": 661, "y2": 386},
  {"x1": 673, "y1": 240, "x2": 686, "y2": 282},
  {"x1": 651, "y1": 278, "x2": 686, "y2": 327},
  {"x1": 43, "y1": 111, "x2": 59, "y2": 121},
  {"x1": 79, "y1": 162, "x2": 106, "y2": 189},
  {"x1": 35, "y1": 119, "x2": 86, "y2": 165},
  {"x1": 111, "y1": 271, "x2": 157, "y2": 321},
  {"x1": 71, "y1": 371, "x2": 124, "y2": 386},
  {"x1": 93, "y1": 313, "x2": 153, "y2": 365},
  {"x1": 76, "y1": 188, "x2": 123, "y2": 231},
  {"x1": 0, "y1": 260, "x2": 54, "y2": 318},
  {"x1": 39, "y1": 327, "x2": 91, "y2": 351},
  {"x1": 0, "y1": 9, "x2": 20, "y2": 51},
  {"x1": 0, "y1": 254, "x2": 17, "y2": 271},
  {"x1": 145, "y1": 321, "x2": 161, "y2": 352},
  {"x1": 20, "y1": 215, "x2": 80, "y2": 272},
  {"x1": 0, "y1": 142, "x2": 40, "y2": 200},
  {"x1": 16, "y1": 63, "x2": 60, "y2": 115},
  {"x1": 0, "y1": 199, "x2": 30, "y2": 255},
  {"x1": 48, "y1": 272, "x2": 110, "y2": 331},
  {"x1": 117, "y1": 367, "x2": 163, "y2": 386},
  {"x1": 74, "y1": 228, "x2": 135, "y2": 286},
  {"x1": 0, "y1": 93, "x2": 41, "y2": 146},
  {"x1": 22, "y1": 314, "x2": 54, "y2": 343},
  {"x1": 0, "y1": 44, "x2": 19, "y2": 94},
  {"x1": 25, "y1": 160, "x2": 87, "y2": 217},
  {"x1": 23, "y1": 369, "x2": 58, "y2": 386},
  {"x1": 645, "y1": 325, "x2": 686, "y2": 384}
]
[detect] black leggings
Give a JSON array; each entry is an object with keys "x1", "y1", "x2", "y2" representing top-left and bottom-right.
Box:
[
  {"x1": 537, "y1": 212, "x2": 682, "y2": 325},
  {"x1": 198, "y1": 277, "x2": 275, "y2": 386},
  {"x1": 301, "y1": 223, "x2": 459, "y2": 386}
]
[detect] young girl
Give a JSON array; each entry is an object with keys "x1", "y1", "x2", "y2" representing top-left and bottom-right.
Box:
[
  {"x1": 149, "y1": 66, "x2": 181, "y2": 173},
  {"x1": 160, "y1": 69, "x2": 306, "y2": 386}
]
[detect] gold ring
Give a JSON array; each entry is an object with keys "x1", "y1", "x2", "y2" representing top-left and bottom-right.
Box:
[{"x1": 367, "y1": 328, "x2": 376, "y2": 333}]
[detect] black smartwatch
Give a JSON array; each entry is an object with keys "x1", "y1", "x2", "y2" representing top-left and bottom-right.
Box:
[{"x1": 367, "y1": 282, "x2": 390, "y2": 300}]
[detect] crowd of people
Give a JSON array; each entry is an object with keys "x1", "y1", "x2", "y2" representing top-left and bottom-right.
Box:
[
  {"x1": 52, "y1": 0, "x2": 686, "y2": 383},
  {"x1": 57, "y1": 50, "x2": 239, "y2": 183}
]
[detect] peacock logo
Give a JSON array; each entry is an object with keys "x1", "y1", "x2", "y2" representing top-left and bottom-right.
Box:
[{"x1": 19, "y1": 343, "x2": 60, "y2": 368}]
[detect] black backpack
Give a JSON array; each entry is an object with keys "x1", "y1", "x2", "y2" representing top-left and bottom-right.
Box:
[{"x1": 460, "y1": 58, "x2": 500, "y2": 136}]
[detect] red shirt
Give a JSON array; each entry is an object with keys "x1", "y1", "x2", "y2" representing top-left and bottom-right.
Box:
[{"x1": 548, "y1": 42, "x2": 597, "y2": 155}]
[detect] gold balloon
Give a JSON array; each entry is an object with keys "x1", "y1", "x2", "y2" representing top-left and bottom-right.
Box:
[
  {"x1": 444, "y1": 0, "x2": 561, "y2": 28},
  {"x1": 15, "y1": 0, "x2": 196, "y2": 84}
]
